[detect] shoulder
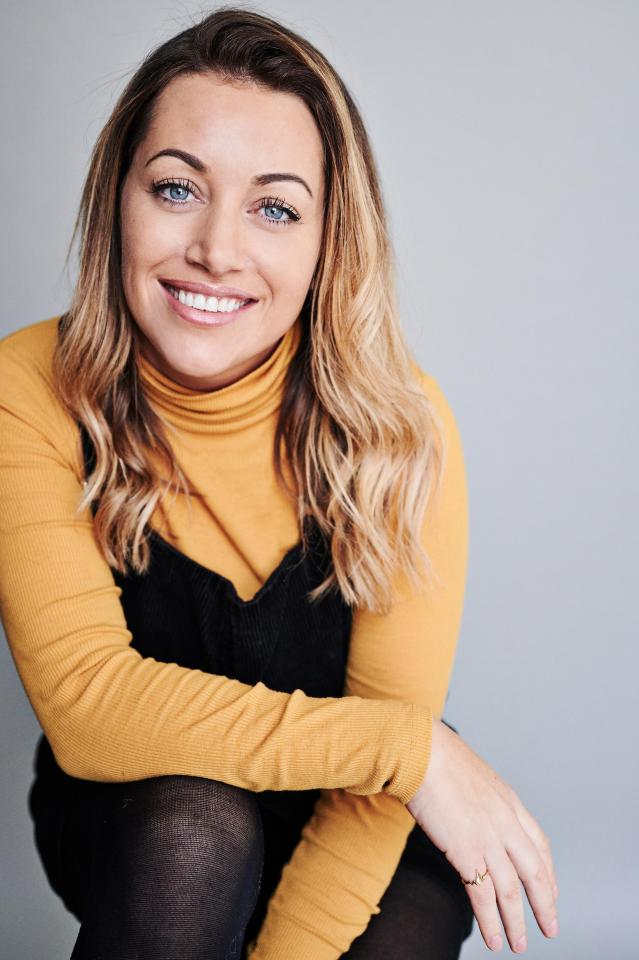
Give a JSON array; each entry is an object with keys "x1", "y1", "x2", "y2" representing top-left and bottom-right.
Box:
[
  {"x1": 0, "y1": 316, "x2": 81, "y2": 471},
  {"x1": 408, "y1": 357, "x2": 463, "y2": 446},
  {"x1": 0, "y1": 314, "x2": 62, "y2": 391},
  {"x1": 0, "y1": 314, "x2": 60, "y2": 379},
  {"x1": 407, "y1": 357, "x2": 468, "y2": 521}
]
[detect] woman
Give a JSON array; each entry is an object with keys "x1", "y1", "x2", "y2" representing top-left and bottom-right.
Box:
[{"x1": 0, "y1": 6, "x2": 559, "y2": 959}]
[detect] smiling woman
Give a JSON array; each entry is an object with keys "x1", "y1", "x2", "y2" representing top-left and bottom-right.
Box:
[
  {"x1": 0, "y1": 5, "x2": 559, "y2": 960},
  {"x1": 120, "y1": 72, "x2": 325, "y2": 390}
]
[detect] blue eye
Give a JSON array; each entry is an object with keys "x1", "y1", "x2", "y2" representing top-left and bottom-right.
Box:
[
  {"x1": 149, "y1": 179, "x2": 301, "y2": 227},
  {"x1": 150, "y1": 178, "x2": 197, "y2": 207},
  {"x1": 165, "y1": 183, "x2": 190, "y2": 203},
  {"x1": 265, "y1": 205, "x2": 285, "y2": 220},
  {"x1": 257, "y1": 197, "x2": 301, "y2": 227}
]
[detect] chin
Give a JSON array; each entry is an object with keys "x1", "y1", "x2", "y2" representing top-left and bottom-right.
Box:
[
  {"x1": 167, "y1": 352, "x2": 224, "y2": 378},
  {"x1": 170, "y1": 346, "x2": 242, "y2": 383}
]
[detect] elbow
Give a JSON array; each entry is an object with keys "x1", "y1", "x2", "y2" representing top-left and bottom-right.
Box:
[
  {"x1": 48, "y1": 735, "x2": 90, "y2": 780},
  {"x1": 46, "y1": 723, "x2": 111, "y2": 782}
]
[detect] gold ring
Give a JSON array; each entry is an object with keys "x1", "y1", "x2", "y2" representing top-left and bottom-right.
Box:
[{"x1": 462, "y1": 868, "x2": 489, "y2": 886}]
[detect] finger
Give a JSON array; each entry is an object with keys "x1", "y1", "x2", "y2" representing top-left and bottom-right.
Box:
[
  {"x1": 491, "y1": 781, "x2": 560, "y2": 906},
  {"x1": 483, "y1": 845, "x2": 528, "y2": 953},
  {"x1": 458, "y1": 856, "x2": 505, "y2": 952},
  {"x1": 503, "y1": 820, "x2": 559, "y2": 942},
  {"x1": 513, "y1": 799, "x2": 560, "y2": 902}
]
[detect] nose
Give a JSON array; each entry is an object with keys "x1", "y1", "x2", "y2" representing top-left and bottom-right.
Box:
[{"x1": 185, "y1": 201, "x2": 247, "y2": 276}]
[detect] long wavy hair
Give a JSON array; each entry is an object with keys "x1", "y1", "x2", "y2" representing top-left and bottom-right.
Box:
[{"x1": 53, "y1": 4, "x2": 447, "y2": 615}]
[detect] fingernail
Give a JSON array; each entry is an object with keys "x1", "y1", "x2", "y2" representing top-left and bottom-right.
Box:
[
  {"x1": 488, "y1": 934, "x2": 502, "y2": 951},
  {"x1": 514, "y1": 935, "x2": 527, "y2": 952},
  {"x1": 548, "y1": 917, "x2": 559, "y2": 936}
]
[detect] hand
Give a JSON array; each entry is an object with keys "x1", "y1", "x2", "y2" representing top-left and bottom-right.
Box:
[{"x1": 406, "y1": 718, "x2": 560, "y2": 953}]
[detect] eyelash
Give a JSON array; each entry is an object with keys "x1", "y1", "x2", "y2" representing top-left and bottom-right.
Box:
[{"x1": 149, "y1": 177, "x2": 301, "y2": 226}]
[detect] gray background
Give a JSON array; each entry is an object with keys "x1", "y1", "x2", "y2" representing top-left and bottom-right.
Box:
[{"x1": 1, "y1": 1, "x2": 637, "y2": 957}]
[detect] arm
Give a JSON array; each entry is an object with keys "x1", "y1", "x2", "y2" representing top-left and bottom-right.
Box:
[
  {"x1": 0, "y1": 332, "x2": 431, "y2": 801},
  {"x1": 248, "y1": 371, "x2": 469, "y2": 959}
]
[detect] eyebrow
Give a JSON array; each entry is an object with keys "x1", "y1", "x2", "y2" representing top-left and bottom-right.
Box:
[{"x1": 144, "y1": 148, "x2": 314, "y2": 198}]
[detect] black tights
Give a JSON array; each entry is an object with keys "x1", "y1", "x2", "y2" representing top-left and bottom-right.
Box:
[{"x1": 31, "y1": 772, "x2": 472, "y2": 959}]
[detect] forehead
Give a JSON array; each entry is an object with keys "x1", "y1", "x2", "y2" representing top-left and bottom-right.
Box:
[{"x1": 142, "y1": 72, "x2": 324, "y2": 185}]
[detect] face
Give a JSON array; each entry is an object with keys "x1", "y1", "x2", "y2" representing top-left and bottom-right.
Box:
[{"x1": 119, "y1": 71, "x2": 325, "y2": 391}]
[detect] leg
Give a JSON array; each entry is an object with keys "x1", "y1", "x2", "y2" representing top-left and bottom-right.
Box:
[
  {"x1": 30, "y1": 762, "x2": 264, "y2": 960},
  {"x1": 240, "y1": 799, "x2": 315, "y2": 953},
  {"x1": 343, "y1": 862, "x2": 472, "y2": 960},
  {"x1": 343, "y1": 825, "x2": 475, "y2": 960}
]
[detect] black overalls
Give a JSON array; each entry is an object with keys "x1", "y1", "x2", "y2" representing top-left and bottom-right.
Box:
[{"x1": 27, "y1": 422, "x2": 474, "y2": 957}]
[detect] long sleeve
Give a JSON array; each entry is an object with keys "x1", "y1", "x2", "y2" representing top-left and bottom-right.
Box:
[
  {"x1": 0, "y1": 331, "x2": 432, "y2": 804},
  {"x1": 248, "y1": 371, "x2": 469, "y2": 959}
]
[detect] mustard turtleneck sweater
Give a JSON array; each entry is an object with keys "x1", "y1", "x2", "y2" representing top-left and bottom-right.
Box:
[{"x1": 0, "y1": 315, "x2": 469, "y2": 960}]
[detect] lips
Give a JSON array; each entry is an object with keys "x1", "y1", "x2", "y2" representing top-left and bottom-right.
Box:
[
  {"x1": 158, "y1": 278, "x2": 258, "y2": 301},
  {"x1": 159, "y1": 277, "x2": 256, "y2": 329}
]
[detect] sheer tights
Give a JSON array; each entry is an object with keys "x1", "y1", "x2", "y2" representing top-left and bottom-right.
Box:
[
  {"x1": 344, "y1": 861, "x2": 471, "y2": 960},
  {"x1": 45, "y1": 773, "x2": 470, "y2": 959},
  {"x1": 60, "y1": 775, "x2": 263, "y2": 959}
]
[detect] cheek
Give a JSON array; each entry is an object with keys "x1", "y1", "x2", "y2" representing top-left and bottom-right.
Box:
[
  {"x1": 120, "y1": 196, "x2": 178, "y2": 274},
  {"x1": 256, "y1": 232, "x2": 320, "y2": 300},
  {"x1": 120, "y1": 204, "x2": 148, "y2": 287}
]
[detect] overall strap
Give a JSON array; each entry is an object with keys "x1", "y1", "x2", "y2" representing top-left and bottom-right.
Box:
[
  {"x1": 78, "y1": 421, "x2": 96, "y2": 478},
  {"x1": 77, "y1": 421, "x2": 97, "y2": 516}
]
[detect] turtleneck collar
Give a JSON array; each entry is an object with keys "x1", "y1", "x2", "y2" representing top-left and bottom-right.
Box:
[{"x1": 137, "y1": 316, "x2": 303, "y2": 434}]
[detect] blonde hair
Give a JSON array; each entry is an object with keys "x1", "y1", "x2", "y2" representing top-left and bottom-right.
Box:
[{"x1": 53, "y1": 5, "x2": 446, "y2": 615}]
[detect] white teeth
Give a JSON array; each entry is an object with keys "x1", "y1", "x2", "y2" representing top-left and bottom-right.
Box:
[{"x1": 168, "y1": 285, "x2": 249, "y2": 313}]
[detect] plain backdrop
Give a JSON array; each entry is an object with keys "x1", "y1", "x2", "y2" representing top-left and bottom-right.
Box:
[{"x1": 1, "y1": 2, "x2": 637, "y2": 957}]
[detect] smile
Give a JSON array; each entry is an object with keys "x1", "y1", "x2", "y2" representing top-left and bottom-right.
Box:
[
  {"x1": 165, "y1": 284, "x2": 252, "y2": 314},
  {"x1": 159, "y1": 281, "x2": 257, "y2": 328}
]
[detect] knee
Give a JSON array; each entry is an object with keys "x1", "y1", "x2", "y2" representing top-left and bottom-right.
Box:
[{"x1": 107, "y1": 774, "x2": 264, "y2": 883}]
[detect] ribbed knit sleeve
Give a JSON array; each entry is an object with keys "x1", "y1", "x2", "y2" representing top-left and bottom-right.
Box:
[
  {"x1": 247, "y1": 370, "x2": 469, "y2": 959},
  {"x1": 0, "y1": 327, "x2": 431, "y2": 805}
]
